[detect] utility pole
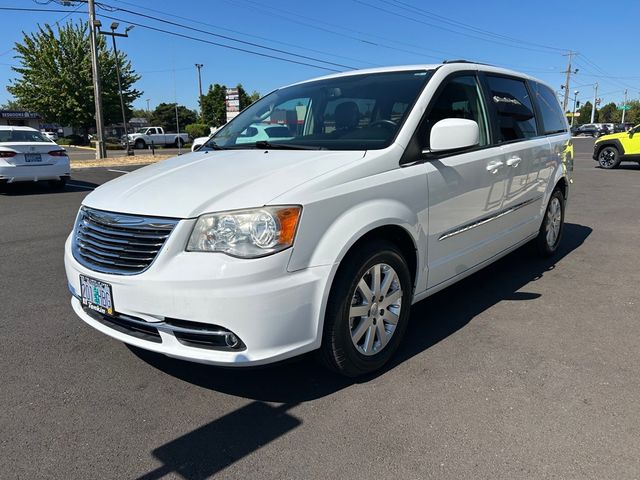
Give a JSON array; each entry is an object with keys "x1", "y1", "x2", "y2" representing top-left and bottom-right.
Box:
[
  {"x1": 590, "y1": 82, "x2": 598, "y2": 124},
  {"x1": 621, "y1": 89, "x2": 628, "y2": 124},
  {"x1": 562, "y1": 51, "x2": 578, "y2": 113},
  {"x1": 146, "y1": 99, "x2": 151, "y2": 116},
  {"x1": 99, "y1": 23, "x2": 134, "y2": 156},
  {"x1": 195, "y1": 64, "x2": 204, "y2": 120},
  {"x1": 88, "y1": 0, "x2": 106, "y2": 159}
]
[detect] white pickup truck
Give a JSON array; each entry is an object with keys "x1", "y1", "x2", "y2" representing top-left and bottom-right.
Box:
[{"x1": 124, "y1": 127, "x2": 189, "y2": 149}]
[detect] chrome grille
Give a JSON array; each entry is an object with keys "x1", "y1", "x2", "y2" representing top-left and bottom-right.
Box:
[{"x1": 72, "y1": 207, "x2": 179, "y2": 275}]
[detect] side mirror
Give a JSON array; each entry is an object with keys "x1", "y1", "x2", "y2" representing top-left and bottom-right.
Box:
[{"x1": 429, "y1": 118, "x2": 479, "y2": 152}]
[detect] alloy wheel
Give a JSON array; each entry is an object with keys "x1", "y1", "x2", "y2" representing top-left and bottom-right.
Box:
[
  {"x1": 545, "y1": 197, "x2": 562, "y2": 248},
  {"x1": 348, "y1": 263, "x2": 403, "y2": 356}
]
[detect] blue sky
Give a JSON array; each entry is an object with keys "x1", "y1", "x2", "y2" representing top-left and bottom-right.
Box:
[{"x1": 1, "y1": 0, "x2": 639, "y2": 113}]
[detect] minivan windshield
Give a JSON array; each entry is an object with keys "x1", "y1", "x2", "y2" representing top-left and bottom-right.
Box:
[{"x1": 203, "y1": 70, "x2": 432, "y2": 151}]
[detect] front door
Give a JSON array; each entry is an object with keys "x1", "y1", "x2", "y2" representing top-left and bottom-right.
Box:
[{"x1": 422, "y1": 74, "x2": 507, "y2": 289}]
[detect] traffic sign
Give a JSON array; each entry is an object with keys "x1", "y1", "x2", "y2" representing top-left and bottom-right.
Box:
[{"x1": 618, "y1": 105, "x2": 631, "y2": 111}]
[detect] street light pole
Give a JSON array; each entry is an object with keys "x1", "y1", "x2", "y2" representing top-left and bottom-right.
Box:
[
  {"x1": 571, "y1": 90, "x2": 579, "y2": 127},
  {"x1": 99, "y1": 23, "x2": 134, "y2": 156},
  {"x1": 590, "y1": 82, "x2": 598, "y2": 124},
  {"x1": 622, "y1": 89, "x2": 628, "y2": 124},
  {"x1": 88, "y1": 0, "x2": 106, "y2": 159},
  {"x1": 195, "y1": 64, "x2": 204, "y2": 120}
]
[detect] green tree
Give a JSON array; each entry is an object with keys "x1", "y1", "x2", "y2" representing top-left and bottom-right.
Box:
[
  {"x1": 577, "y1": 101, "x2": 596, "y2": 123},
  {"x1": 7, "y1": 21, "x2": 142, "y2": 134},
  {"x1": 237, "y1": 83, "x2": 252, "y2": 110},
  {"x1": 130, "y1": 108, "x2": 149, "y2": 119},
  {"x1": 598, "y1": 102, "x2": 621, "y2": 123},
  {"x1": 201, "y1": 83, "x2": 227, "y2": 127},
  {"x1": 0, "y1": 99, "x2": 26, "y2": 110},
  {"x1": 625, "y1": 100, "x2": 640, "y2": 125},
  {"x1": 249, "y1": 90, "x2": 261, "y2": 104},
  {"x1": 184, "y1": 123, "x2": 210, "y2": 139},
  {"x1": 149, "y1": 103, "x2": 197, "y2": 132}
]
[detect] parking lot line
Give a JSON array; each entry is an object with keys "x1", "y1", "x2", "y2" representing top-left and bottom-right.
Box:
[{"x1": 67, "y1": 182, "x2": 95, "y2": 190}]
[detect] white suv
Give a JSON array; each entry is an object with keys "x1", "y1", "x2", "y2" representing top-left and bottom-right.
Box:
[{"x1": 64, "y1": 62, "x2": 572, "y2": 376}]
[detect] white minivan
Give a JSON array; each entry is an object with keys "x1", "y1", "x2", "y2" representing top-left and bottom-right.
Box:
[{"x1": 64, "y1": 62, "x2": 572, "y2": 376}]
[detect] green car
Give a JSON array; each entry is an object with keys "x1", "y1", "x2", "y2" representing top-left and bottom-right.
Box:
[{"x1": 593, "y1": 125, "x2": 640, "y2": 169}]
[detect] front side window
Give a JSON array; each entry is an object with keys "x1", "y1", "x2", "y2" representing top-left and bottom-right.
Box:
[
  {"x1": 424, "y1": 75, "x2": 490, "y2": 147},
  {"x1": 532, "y1": 82, "x2": 567, "y2": 135},
  {"x1": 486, "y1": 76, "x2": 538, "y2": 141},
  {"x1": 204, "y1": 70, "x2": 432, "y2": 151}
]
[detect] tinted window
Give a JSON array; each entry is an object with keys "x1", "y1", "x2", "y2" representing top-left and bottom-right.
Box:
[
  {"x1": 532, "y1": 82, "x2": 567, "y2": 134},
  {"x1": 425, "y1": 75, "x2": 489, "y2": 147},
  {"x1": 486, "y1": 76, "x2": 538, "y2": 141}
]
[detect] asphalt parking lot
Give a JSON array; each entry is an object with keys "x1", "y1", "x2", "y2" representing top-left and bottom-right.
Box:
[{"x1": 1, "y1": 138, "x2": 639, "y2": 479}]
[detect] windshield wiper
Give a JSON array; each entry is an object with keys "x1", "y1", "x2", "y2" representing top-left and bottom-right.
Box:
[{"x1": 253, "y1": 140, "x2": 324, "y2": 150}]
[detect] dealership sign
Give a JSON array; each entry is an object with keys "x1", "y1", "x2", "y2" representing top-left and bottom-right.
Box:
[
  {"x1": 225, "y1": 88, "x2": 240, "y2": 121},
  {"x1": 0, "y1": 110, "x2": 41, "y2": 119}
]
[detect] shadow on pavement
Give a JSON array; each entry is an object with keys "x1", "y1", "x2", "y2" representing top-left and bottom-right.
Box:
[
  {"x1": 130, "y1": 223, "x2": 592, "y2": 403},
  {"x1": 131, "y1": 223, "x2": 592, "y2": 480},
  {"x1": 136, "y1": 402, "x2": 301, "y2": 480},
  {"x1": 0, "y1": 179, "x2": 98, "y2": 195}
]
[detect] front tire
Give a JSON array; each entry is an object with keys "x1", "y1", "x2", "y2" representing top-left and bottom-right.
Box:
[
  {"x1": 535, "y1": 189, "x2": 565, "y2": 257},
  {"x1": 319, "y1": 240, "x2": 412, "y2": 377},
  {"x1": 598, "y1": 146, "x2": 621, "y2": 169},
  {"x1": 134, "y1": 139, "x2": 146, "y2": 149}
]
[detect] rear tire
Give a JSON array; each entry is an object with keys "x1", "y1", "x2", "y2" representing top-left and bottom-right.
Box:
[
  {"x1": 535, "y1": 189, "x2": 565, "y2": 257},
  {"x1": 318, "y1": 240, "x2": 412, "y2": 377},
  {"x1": 175, "y1": 138, "x2": 185, "y2": 148},
  {"x1": 597, "y1": 146, "x2": 621, "y2": 169}
]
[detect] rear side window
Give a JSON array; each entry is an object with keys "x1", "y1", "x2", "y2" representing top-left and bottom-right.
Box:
[
  {"x1": 532, "y1": 82, "x2": 567, "y2": 134},
  {"x1": 486, "y1": 76, "x2": 538, "y2": 141}
]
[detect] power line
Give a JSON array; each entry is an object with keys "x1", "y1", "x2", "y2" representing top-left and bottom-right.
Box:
[
  {"x1": 98, "y1": 3, "x2": 358, "y2": 70},
  {"x1": 228, "y1": 0, "x2": 457, "y2": 61},
  {"x1": 382, "y1": 0, "x2": 568, "y2": 53},
  {"x1": 96, "y1": 12, "x2": 344, "y2": 72},
  {"x1": 0, "y1": 6, "x2": 343, "y2": 72},
  {"x1": 351, "y1": 0, "x2": 570, "y2": 55},
  {"x1": 109, "y1": 0, "x2": 379, "y2": 68}
]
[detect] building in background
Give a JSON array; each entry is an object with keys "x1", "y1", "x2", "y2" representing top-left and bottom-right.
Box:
[{"x1": 0, "y1": 110, "x2": 41, "y2": 129}]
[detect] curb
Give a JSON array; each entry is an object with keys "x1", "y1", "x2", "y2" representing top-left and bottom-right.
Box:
[{"x1": 67, "y1": 145, "x2": 96, "y2": 150}]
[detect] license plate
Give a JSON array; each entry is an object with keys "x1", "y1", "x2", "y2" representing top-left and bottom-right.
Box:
[
  {"x1": 24, "y1": 153, "x2": 42, "y2": 163},
  {"x1": 80, "y1": 275, "x2": 114, "y2": 316}
]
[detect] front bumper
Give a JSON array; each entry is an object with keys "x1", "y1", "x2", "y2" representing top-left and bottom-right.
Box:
[
  {"x1": 64, "y1": 230, "x2": 333, "y2": 366},
  {"x1": 0, "y1": 158, "x2": 70, "y2": 183}
]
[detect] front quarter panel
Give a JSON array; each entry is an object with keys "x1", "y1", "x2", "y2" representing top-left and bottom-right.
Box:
[{"x1": 285, "y1": 158, "x2": 428, "y2": 293}]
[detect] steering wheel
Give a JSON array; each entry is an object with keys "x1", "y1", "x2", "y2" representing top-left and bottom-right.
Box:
[{"x1": 369, "y1": 119, "x2": 398, "y2": 129}]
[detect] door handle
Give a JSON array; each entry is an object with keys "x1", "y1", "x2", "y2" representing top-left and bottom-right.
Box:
[
  {"x1": 486, "y1": 160, "x2": 504, "y2": 174},
  {"x1": 506, "y1": 156, "x2": 522, "y2": 167}
]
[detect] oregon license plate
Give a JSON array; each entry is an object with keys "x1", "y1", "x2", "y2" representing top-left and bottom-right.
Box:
[
  {"x1": 24, "y1": 153, "x2": 42, "y2": 163},
  {"x1": 80, "y1": 275, "x2": 114, "y2": 316}
]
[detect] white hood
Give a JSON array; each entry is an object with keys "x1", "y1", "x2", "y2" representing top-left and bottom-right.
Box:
[{"x1": 83, "y1": 149, "x2": 365, "y2": 218}]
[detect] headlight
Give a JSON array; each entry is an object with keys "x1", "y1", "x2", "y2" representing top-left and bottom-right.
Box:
[{"x1": 186, "y1": 206, "x2": 302, "y2": 258}]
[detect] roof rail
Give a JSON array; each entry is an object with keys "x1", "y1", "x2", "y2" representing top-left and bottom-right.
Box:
[{"x1": 442, "y1": 59, "x2": 493, "y2": 66}]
